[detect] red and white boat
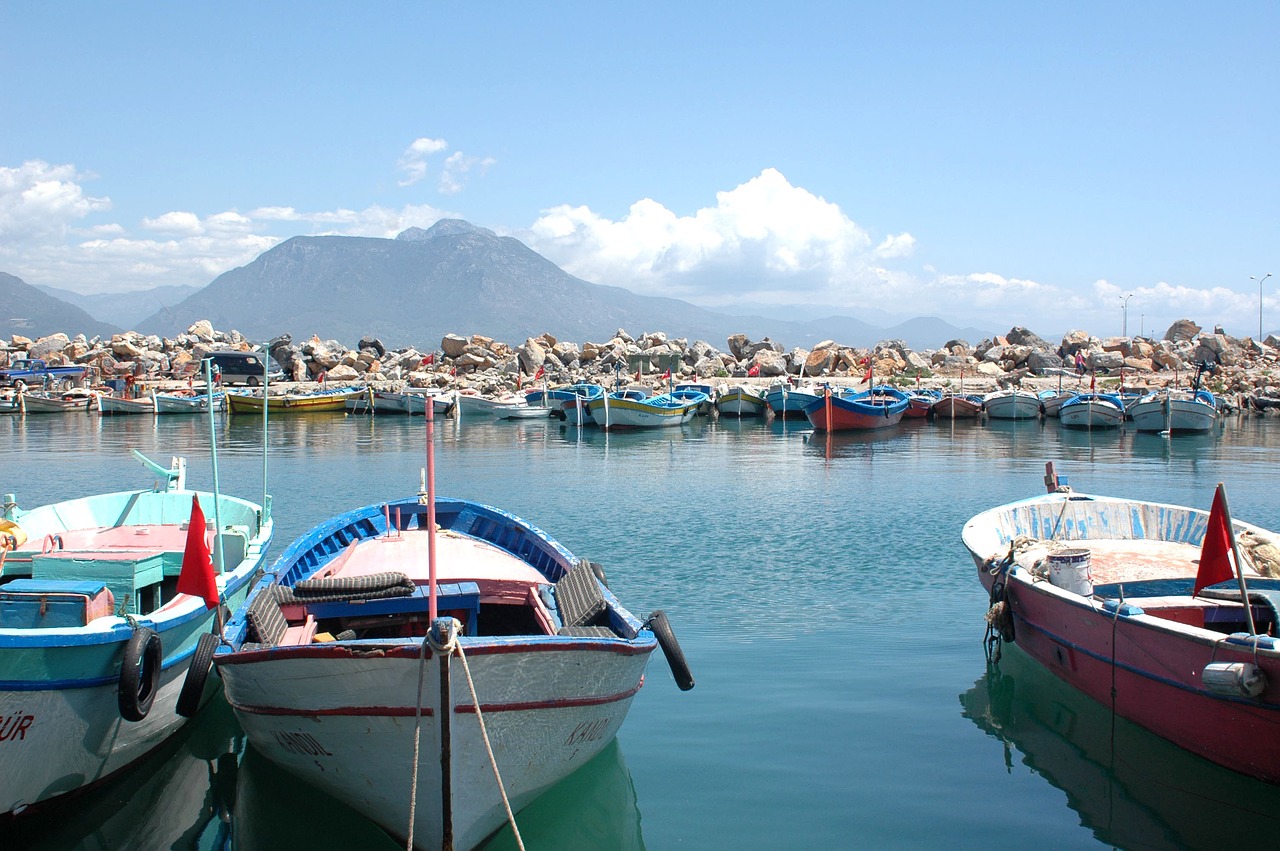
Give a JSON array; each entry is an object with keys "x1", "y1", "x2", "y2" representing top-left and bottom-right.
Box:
[
  {"x1": 804, "y1": 385, "x2": 910, "y2": 431},
  {"x1": 214, "y1": 491, "x2": 692, "y2": 850},
  {"x1": 964, "y1": 465, "x2": 1280, "y2": 783}
]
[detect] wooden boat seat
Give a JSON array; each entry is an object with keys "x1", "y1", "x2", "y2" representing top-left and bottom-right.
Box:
[
  {"x1": 555, "y1": 560, "x2": 607, "y2": 632},
  {"x1": 281, "y1": 614, "x2": 319, "y2": 645}
]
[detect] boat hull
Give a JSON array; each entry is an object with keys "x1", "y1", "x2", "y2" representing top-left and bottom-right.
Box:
[
  {"x1": 219, "y1": 642, "x2": 650, "y2": 851},
  {"x1": 1058, "y1": 395, "x2": 1125, "y2": 429},
  {"x1": 715, "y1": 388, "x2": 768, "y2": 417},
  {"x1": 96, "y1": 395, "x2": 155, "y2": 415},
  {"x1": 153, "y1": 392, "x2": 227, "y2": 414},
  {"x1": 227, "y1": 390, "x2": 358, "y2": 414},
  {"x1": 964, "y1": 491, "x2": 1280, "y2": 783},
  {"x1": 1129, "y1": 394, "x2": 1218, "y2": 433},
  {"x1": 931, "y1": 395, "x2": 984, "y2": 419},
  {"x1": 586, "y1": 396, "x2": 697, "y2": 429},
  {"x1": 763, "y1": 387, "x2": 820, "y2": 418},
  {"x1": 0, "y1": 487, "x2": 270, "y2": 815},
  {"x1": 19, "y1": 393, "x2": 94, "y2": 413},
  {"x1": 804, "y1": 388, "x2": 909, "y2": 432},
  {"x1": 982, "y1": 391, "x2": 1043, "y2": 420}
]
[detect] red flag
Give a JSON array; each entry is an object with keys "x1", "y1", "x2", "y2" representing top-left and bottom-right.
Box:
[
  {"x1": 1089, "y1": 373, "x2": 1096, "y2": 391},
  {"x1": 862, "y1": 366, "x2": 873, "y2": 384},
  {"x1": 534, "y1": 366, "x2": 544, "y2": 380},
  {"x1": 517, "y1": 373, "x2": 523, "y2": 390},
  {"x1": 176, "y1": 495, "x2": 219, "y2": 609},
  {"x1": 661, "y1": 368, "x2": 671, "y2": 380},
  {"x1": 1195, "y1": 486, "x2": 1236, "y2": 595},
  {"x1": 421, "y1": 353, "x2": 434, "y2": 366},
  {"x1": 747, "y1": 364, "x2": 760, "y2": 377}
]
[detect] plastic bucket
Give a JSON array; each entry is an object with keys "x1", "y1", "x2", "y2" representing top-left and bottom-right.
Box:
[{"x1": 1048, "y1": 548, "x2": 1093, "y2": 595}]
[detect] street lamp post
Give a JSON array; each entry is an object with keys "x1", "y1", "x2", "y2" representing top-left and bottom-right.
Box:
[
  {"x1": 1121, "y1": 293, "x2": 1134, "y2": 338},
  {"x1": 1254, "y1": 273, "x2": 1273, "y2": 341}
]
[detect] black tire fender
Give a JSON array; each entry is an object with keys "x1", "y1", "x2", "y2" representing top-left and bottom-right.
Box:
[
  {"x1": 176, "y1": 632, "x2": 220, "y2": 718},
  {"x1": 649, "y1": 610, "x2": 694, "y2": 691},
  {"x1": 119, "y1": 627, "x2": 162, "y2": 722}
]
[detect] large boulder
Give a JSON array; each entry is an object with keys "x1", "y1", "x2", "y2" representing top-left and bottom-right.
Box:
[
  {"x1": 1006, "y1": 327, "x2": 1051, "y2": 349},
  {"x1": 1164, "y1": 319, "x2": 1201, "y2": 343},
  {"x1": 1088, "y1": 350, "x2": 1126, "y2": 371},
  {"x1": 28, "y1": 334, "x2": 70, "y2": 361},
  {"x1": 1026, "y1": 350, "x2": 1064, "y2": 374}
]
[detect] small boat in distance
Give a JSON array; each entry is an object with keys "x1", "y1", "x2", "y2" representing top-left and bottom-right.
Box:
[
  {"x1": 96, "y1": 392, "x2": 156, "y2": 415},
  {"x1": 764, "y1": 380, "x2": 822, "y2": 419},
  {"x1": 963, "y1": 464, "x2": 1280, "y2": 783},
  {"x1": 0, "y1": 452, "x2": 273, "y2": 817},
  {"x1": 586, "y1": 390, "x2": 702, "y2": 429},
  {"x1": 1057, "y1": 392, "x2": 1126, "y2": 429},
  {"x1": 1129, "y1": 388, "x2": 1219, "y2": 433},
  {"x1": 804, "y1": 385, "x2": 910, "y2": 432},
  {"x1": 904, "y1": 387, "x2": 942, "y2": 418},
  {"x1": 226, "y1": 386, "x2": 362, "y2": 414},
  {"x1": 153, "y1": 389, "x2": 227, "y2": 414},
  {"x1": 213, "y1": 491, "x2": 692, "y2": 851},
  {"x1": 931, "y1": 393, "x2": 984, "y2": 420},
  {"x1": 981, "y1": 388, "x2": 1043, "y2": 420},
  {"x1": 18, "y1": 388, "x2": 96, "y2": 413},
  {"x1": 715, "y1": 385, "x2": 769, "y2": 418}
]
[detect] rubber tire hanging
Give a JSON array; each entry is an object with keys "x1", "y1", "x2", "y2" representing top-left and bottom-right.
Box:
[
  {"x1": 118, "y1": 627, "x2": 162, "y2": 722},
  {"x1": 176, "y1": 632, "x2": 221, "y2": 718},
  {"x1": 649, "y1": 610, "x2": 695, "y2": 691}
]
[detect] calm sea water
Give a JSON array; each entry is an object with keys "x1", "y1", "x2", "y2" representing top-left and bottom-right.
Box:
[{"x1": 3, "y1": 409, "x2": 1280, "y2": 850}]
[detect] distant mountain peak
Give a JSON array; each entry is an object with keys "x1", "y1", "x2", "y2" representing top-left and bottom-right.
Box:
[{"x1": 396, "y1": 219, "x2": 495, "y2": 243}]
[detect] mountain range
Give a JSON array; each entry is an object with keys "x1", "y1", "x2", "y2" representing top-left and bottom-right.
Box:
[{"x1": 4, "y1": 220, "x2": 992, "y2": 351}]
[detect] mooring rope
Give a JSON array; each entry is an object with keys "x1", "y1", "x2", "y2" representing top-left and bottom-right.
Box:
[
  {"x1": 455, "y1": 640, "x2": 526, "y2": 851},
  {"x1": 406, "y1": 630, "x2": 432, "y2": 851}
]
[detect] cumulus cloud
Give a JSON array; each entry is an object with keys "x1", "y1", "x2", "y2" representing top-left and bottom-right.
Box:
[
  {"x1": 526, "y1": 168, "x2": 913, "y2": 309},
  {"x1": 0, "y1": 160, "x2": 110, "y2": 247},
  {"x1": 397, "y1": 137, "x2": 449, "y2": 187},
  {"x1": 439, "y1": 151, "x2": 496, "y2": 195}
]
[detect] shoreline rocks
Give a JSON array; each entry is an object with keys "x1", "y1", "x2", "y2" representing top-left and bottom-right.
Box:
[{"x1": 3, "y1": 319, "x2": 1280, "y2": 408}]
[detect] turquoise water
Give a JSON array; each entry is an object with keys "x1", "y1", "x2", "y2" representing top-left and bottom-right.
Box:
[{"x1": 2, "y1": 410, "x2": 1280, "y2": 850}]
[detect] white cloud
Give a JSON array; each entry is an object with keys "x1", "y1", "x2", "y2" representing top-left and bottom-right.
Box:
[
  {"x1": 439, "y1": 151, "x2": 496, "y2": 195},
  {"x1": 142, "y1": 210, "x2": 204, "y2": 236},
  {"x1": 397, "y1": 137, "x2": 449, "y2": 186},
  {"x1": 525, "y1": 169, "x2": 915, "y2": 310},
  {"x1": 0, "y1": 160, "x2": 110, "y2": 246}
]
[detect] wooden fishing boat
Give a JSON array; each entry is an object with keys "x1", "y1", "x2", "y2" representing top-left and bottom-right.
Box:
[
  {"x1": 1036, "y1": 388, "x2": 1074, "y2": 419},
  {"x1": 1057, "y1": 392, "x2": 1126, "y2": 429},
  {"x1": 964, "y1": 465, "x2": 1280, "y2": 783},
  {"x1": 213, "y1": 494, "x2": 692, "y2": 851},
  {"x1": 492, "y1": 401, "x2": 554, "y2": 420},
  {"x1": 981, "y1": 388, "x2": 1043, "y2": 420},
  {"x1": 764, "y1": 380, "x2": 822, "y2": 419},
  {"x1": 545, "y1": 384, "x2": 606, "y2": 425},
  {"x1": 96, "y1": 393, "x2": 156, "y2": 415},
  {"x1": 904, "y1": 388, "x2": 941, "y2": 418},
  {"x1": 453, "y1": 391, "x2": 527, "y2": 418},
  {"x1": 930, "y1": 393, "x2": 984, "y2": 419},
  {"x1": 715, "y1": 385, "x2": 768, "y2": 418},
  {"x1": 804, "y1": 385, "x2": 910, "y2": 432},
  {"x1": 19, "y1": 388, "x2": 96, "y2": 413},
  {"x1": 672, "y1": 382, "x2": 716, "y2": 415},
  {"x1": 1129, "y1": 389, "x2": 1218, "y2": 433},
  {"x1": 153, "y1": 390, "x2": 227, "y2": 414},
  {"x1": 0, "y1": 453, "x2": 273, "y2": 817},
  {"x1": 586, "y1": 390, "x2": 702, "y2": 430},
  {"x1": 348, "y1": 389, "x2": 457, "y2": 416},
  {"x1": 226, "y1": 387, "x2": 362, "y2": 414}
]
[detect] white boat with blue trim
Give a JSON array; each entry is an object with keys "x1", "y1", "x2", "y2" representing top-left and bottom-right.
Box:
[{"x1": 213, "y1": 492, "x2": 691, "y2": 851}]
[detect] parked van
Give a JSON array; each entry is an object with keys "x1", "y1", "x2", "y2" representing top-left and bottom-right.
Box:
[{"x1": 206, "y1": 351, "x2": 284, "y2": 385}]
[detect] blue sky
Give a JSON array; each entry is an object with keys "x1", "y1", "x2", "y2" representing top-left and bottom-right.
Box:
[{"x1": 2, "y1": 2, "x2": 1276, "y2": 340}]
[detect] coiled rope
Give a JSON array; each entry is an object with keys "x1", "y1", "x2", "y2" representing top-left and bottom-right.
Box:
[{"x1": 406, "y1": 620, "x2": 525, "y2": 851}]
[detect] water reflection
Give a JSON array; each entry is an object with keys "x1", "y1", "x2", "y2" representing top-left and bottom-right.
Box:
[
  {"x1": 230, "y1": 737, "x2": 645, "y2": 851},
  {"x1": 0, "y1": 701, "x2": 242, "y2": 850},
  {"x1": 960, "y1": 645, "x2": 1280, "y2": 849}
]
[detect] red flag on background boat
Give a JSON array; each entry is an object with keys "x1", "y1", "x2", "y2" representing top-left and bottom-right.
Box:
[
  {"x1": 177, "y1": 495, "x2": 219, "y2": 609},
  {"x1": 1090, "y1": 373, "x2": 1096, "y2": 391},
  {"x1": 1194, "y1": 485, "x2": 1236, "y2": 595},
  {"x1": 534, "y1": 366, "x2": 544, "y2": 380}
]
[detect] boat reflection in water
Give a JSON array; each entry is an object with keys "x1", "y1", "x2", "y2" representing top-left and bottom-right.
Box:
[
  {"x1": 960, "y1": 645, "x2": 1280, "y2": 850},
  {"x1": 0, "y1": 701, "x2": 242, "y2": 850},
  {"x1": 232, "y1": 738, "x2": 645, "y2": 851}
]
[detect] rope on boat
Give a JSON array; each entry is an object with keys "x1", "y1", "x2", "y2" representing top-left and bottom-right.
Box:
[
  {"x1": 407, "y1": 629, "x2": 432, "y2": 851},
  {"x1": 454, "y1": 637, "x2": 526, "y2": 851},
  {"x1": 983, "y1": 544, "x2": 1017, "y2": 663}
]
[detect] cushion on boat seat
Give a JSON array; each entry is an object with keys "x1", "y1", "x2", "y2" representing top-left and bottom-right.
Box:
[
  {"x1": 286, "y1": 571, "x2": 415, "y2": 603},
  {"x1": 555, "y1": 559, "x2": 607, "y2": 629},
  {"x1": 245, "y1": 586, "x2": 288, "y2": 647}
]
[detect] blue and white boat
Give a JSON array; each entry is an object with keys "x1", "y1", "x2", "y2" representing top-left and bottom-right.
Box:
[
  {"x1": 213, "y1": 492, "x2": 691, "y2": 851},
  {"x1": 764, "y1": 380, "x2": 823, "y2": 419},
  {"x1": 1058, "y1": 392, "x2": 1126, "y2": 429},
  {"x1": 715, "y1": 385, "x2": 769, "y2": 418},
  {"x1": 982, "y1": 388, "x2": 1043, "y2": 420},
  {"x1": 1128, "y1": 388, "x2": 1219, "y2": 433},
  {"x1": 0, "y1": 453, "x2": 272, "y2": 817},
  {"x1": 587, "y1": 390, "x2": 702, "y2": 430}
]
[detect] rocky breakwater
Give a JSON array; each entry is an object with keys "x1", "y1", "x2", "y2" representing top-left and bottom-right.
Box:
[{"x1": 3, "y1": 318, "x2": 1279, "y2": 410}]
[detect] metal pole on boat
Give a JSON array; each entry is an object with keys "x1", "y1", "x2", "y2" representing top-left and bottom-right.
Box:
[
  {"x1": 1216, "y1": 483, "x2": 1258, "y2": 636},
  {"x1": 262, "y1": 354, "x2": 270, "y2": 524},
  {"x1": 427, "y1": 398, "x2": 438, "y2": 623},
  {"x1": 205, "y1": 359, "x2": 227, "y2": 635}
]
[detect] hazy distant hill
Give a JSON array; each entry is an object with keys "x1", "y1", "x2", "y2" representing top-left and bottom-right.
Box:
[
  {"x1": 132, "y1": 219, "x2": 987, "y2": 350},
  {"x1": 0, "y1": 272, "x2": 122, "y2": 339},
  {"x1": 36, "y1": 283, "x2": 201, "y2": 330}
]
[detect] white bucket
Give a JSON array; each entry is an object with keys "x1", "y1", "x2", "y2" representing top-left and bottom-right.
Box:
[{"x1": 1048, "y1": 548, "x2": 1093, "y2": 595}]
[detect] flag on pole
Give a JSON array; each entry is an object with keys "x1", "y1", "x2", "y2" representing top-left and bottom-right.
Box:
[
  {"x1": 1194, "y1": 485, "x2": 1237, "y2": 595},
  {"x1": 534, "y1": 366, "x2": 544, "y2": 380},
  {"x1": 421, "y1": 353, "x2": 435, "y2": 366},
  {"x1": 517, "y1": 372, "x2": 523, "y2": 390},
  {"x1": 747, "y1": 364, "x2": 760, "y2": 377},
  {"x1": 862, "y1": 364, "x2": 873, "y2": 384},
  {"x1": 176, "y1": 495, "x2": 219, "y2": 609},
  {"x1": 661, "y1": 368, "x2": 672, "y2": 380},
  {"x1": 1089, "y1": 373, "x2": 1096, "y2": 392}
]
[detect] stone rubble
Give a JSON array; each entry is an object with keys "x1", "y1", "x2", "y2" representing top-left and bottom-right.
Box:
[{"x1": 3, "y1": 319, "x2": 1280, "y2": 409}]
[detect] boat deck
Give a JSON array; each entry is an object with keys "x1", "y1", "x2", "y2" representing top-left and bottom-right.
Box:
[{"x1": 312, "y1": 528, "x2": 548, "y2": 586}]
